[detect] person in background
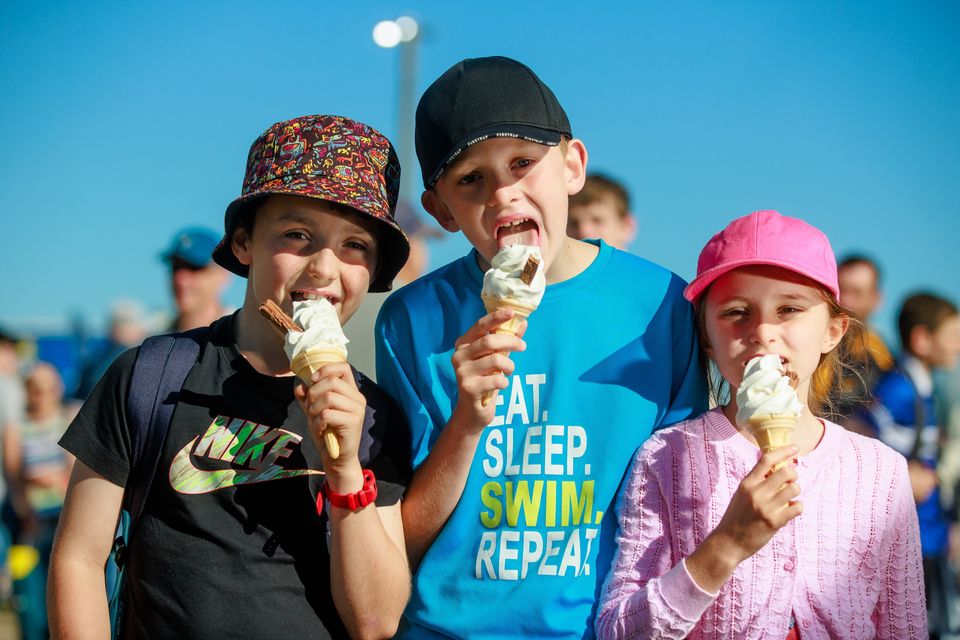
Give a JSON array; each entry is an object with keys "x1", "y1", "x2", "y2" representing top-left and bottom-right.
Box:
[
  {"x1": 72, "y1": 300, "x2": 147, "y2": 400},
  {"x1": 859, "y1": 292, "x2": 960, "y2": 638},
  {"x1": 161, "y1": 226, "x2": 232, "y2": 332},
  {"x1": 566, "y1": 172, "x2": 636, "y2": 251},
  {"x1": 6, "y1": 363, "x2": 73, "y2": 640},
  {"x1": 0, "y1": 327, "x2": 25, "y2": 601},
  {"x1": 830, "y1": 254, "x2": 895, "y2": 430},
  {"x1": 344, "y1": 200, "x2": 440, "y2": 381}
]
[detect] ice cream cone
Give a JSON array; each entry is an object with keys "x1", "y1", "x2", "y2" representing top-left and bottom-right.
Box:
[
  {"x1": 482, "y1": 295, "x2": 536, "y2": 336},
  {"x1": 480, "y1": 296, "x2": 536, "y2": 406},
  {"x1": 291, "y1": 347, "x2": 348, "y2": 459},
  {"x1": 748, "y1": 414, "x2": 796, "y2": 470}
]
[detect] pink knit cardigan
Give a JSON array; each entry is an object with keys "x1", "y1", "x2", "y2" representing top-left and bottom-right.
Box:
[{"x1": 595, "y1": 408, "x2": 926, "y2": 639}]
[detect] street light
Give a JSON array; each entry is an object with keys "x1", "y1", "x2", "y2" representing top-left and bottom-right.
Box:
[{"x1": 373, "y1": 16, "x2": 420, "y2": 201}]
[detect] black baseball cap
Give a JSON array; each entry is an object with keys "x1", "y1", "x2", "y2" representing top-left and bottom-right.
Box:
[{"x1": 415, "y1": 56, "x2": 572, "y2": 189}]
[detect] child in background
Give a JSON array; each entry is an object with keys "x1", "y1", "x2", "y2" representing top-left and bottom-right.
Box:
[
  {"x1": 50, "y1": 115, "x2": 413, "y2": 639},
  {"x1": 860, "y1": 292, "x2": 960, "y2": 638},
  {"x1": 376, "y1": 56, "x2": 705, "y2": 638},
  {"x1": 567, "y1": 173, "x2": 637, "y2": 251},
  {"x1": 596, "y1": 210, "x2": 926, "y2": 639},
  {"x1": 6, "y1": 363, "x2": 73, "y2": 640}
]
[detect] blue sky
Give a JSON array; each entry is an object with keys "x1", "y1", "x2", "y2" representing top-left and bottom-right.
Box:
[{"x1": 1, "y1": 0, "x2": 958, "y2": 346}]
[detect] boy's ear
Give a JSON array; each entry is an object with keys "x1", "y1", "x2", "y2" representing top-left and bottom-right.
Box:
[
  {"x1": 563, "y1": 139, "x2": 589, "y2": 196},
  {"x1": 621, "y1": 213, "x2": 638, "y2": 247},
  {"x1": 909, "y1": 325, "x2": 932, "y2": 358},
  {"x1": 821, "y1": 315, "x2": 849, "y2": 354},
  {"x1": 422, "y1": 190, "x2": 460, "y2": 233},
  {"x1": 231, "y1": 226, "x2": 253, "y2": 268}
]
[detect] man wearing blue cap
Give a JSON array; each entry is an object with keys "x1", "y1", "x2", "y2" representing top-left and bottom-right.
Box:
[{"x1": 161, "y1": 227, "x2": 231, "y2": 332}]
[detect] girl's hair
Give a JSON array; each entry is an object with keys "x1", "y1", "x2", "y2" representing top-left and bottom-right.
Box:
[{"x1": 695, "y1": 283, "x2": 869, "y2": 420}]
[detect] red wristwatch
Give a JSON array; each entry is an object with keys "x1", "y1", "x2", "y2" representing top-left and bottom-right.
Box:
[{"x1": 317, "y1": 469, "x2": 378, "y2": 513}]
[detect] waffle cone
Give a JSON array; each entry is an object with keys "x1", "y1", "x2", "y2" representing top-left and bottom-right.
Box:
[
  {"x1": 747, "y1": 414, "x2": 797, "y2": 452},
  {"x1": 289, "y1": 347, "x2": 347, "y2": 460},
  {"x1": 480, "y1": 295, "x2": 536, "y2": 407},
  {"x1": 290, "y1": 347, "x2": 347, "y2": 383},
  {"x1": 748, "y1": 414, "x2": 796, "y2": 471},
  {"x1": 481, "y1": 295, "x2": 536, "y2": 337}
]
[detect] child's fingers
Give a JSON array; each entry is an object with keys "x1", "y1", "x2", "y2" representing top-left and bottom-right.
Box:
[
  {"x1": 460, "y1": 370, "x2": 511, "y2": 399},
  {"x1": 747, "y1": 446, "x2": 798, "y2": 481},
  {"x1": 304, "y1": 375, "x2": 363, "y2": 405},
  {"x1": 773, "y1": 498, "x2": 803, "y2": 526},
  {"x1": 457, "y1": 352, "x2": 516, "y2": 382},
  {"x1": 452, "y1": 337, "x2": 524, "y2": 372},
  {"x1": 455, "y1": 309, "x2": 517, "y2": 348},
  {"x1": 763, "y1": 462, "x2": 799, "y2": 489}
]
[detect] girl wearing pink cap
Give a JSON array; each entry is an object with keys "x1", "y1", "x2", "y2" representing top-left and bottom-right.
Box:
[{"x1": 596, "y1": 210, "x2": 926, "y2": 639}]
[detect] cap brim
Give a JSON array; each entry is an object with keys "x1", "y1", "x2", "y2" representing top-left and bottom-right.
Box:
[
  {"x1": 684, "y1": 258, "x2": 840, "y2": 303},
  {"x1": 426, "y1": 123, "x2": 564, "y2": 187},
  {"x1": 213, "y1": 193, "x2": 410, "y2": 293}
]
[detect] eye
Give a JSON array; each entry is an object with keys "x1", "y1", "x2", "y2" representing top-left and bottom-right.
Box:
[
  {"x1": 458, "y1": 172, "x2": 481, "y2": 185},
  {"x1": 514, "y1": 158, "x2": 534, "y2": 169},
  {"x1": 344, "y1": 240, "x2": 369, "y2": 252},
  {"x1": 284, "y1": 230, "x2": 309, "y2": 241},
  {"x1": 722, "y1": 308, "x2": 748, "y2": 319},
  {"x1": 780, "y1": 305, "x2": 804, "y2": 314}
]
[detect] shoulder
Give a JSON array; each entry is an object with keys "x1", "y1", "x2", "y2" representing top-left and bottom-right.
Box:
[
  {"x1": 635, "y1": 412, "x2": 711, "y2": 466},
  {"x1": 604, "y1": 247, "x2": 689, "y2": 296},
  {"x1": 827, "y1": 421, "x2": 908, "y2": 481},
  {"x1": 380, "y1": 258, "x2": 468, "y2": 317}
]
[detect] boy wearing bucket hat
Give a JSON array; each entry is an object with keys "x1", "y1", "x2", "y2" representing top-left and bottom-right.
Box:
[
  {"x1": 374, "y1": 56, "x2": 706, "y2": 638},
  {"x1": 50, "y1": 115, "x2": 413, "y2": 639}
]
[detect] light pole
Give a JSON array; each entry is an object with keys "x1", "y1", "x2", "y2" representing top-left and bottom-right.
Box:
[{"x1": 373, "y1": 16, "x2": 420, "y2": 202}]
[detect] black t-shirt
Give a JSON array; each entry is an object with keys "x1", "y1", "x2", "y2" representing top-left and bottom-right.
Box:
[{"x1": 60, "y1": 314, "x2": 412, "y2": 639}]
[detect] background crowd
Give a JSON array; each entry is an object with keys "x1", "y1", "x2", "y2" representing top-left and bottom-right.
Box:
[{"x1": 2, "y1": 2, "x2": 958, "y2": 638}]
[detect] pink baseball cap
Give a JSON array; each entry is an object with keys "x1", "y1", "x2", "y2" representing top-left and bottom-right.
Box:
[{"x1": 683, "y1": 210, "x2": 839, "y2": 303}]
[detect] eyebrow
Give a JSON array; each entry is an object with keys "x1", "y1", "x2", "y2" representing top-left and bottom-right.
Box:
[{"x1": 274, "y1": 210, "x2": 373, "y2": 236}]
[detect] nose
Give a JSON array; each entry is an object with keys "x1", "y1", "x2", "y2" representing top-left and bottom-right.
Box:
[
  {"x1": 307, "y1": 247, "x2": 339, "y2": 283},
  {"x1": 749, "y1": 317, "x2": 778, "y2": 345},
  {"x1": 485, "y1": 173, "x2": 519, "y2": 208}
]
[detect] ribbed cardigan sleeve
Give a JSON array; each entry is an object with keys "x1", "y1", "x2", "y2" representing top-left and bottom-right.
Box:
[{"x1": 595, "y1": 438, "x2": 717, "y2": 639}]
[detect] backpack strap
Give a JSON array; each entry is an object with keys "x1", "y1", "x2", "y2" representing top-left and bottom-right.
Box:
[{"x1": 123, "y1": 326, "x2": 207, "y2": 528}]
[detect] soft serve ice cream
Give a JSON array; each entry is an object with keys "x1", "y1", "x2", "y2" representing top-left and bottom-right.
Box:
[
  {"x1": 735, "y1": 354, "x2": 803, "y2": 465},
  {"x1": 481, "y1": 245, "x2": 547, "y2": 307},
  {"x1": 281, "y1": 298, "x2": 349, "y2": 459},
  {"x1": 283, "y1": 298, "x2": 349, "y2": 363},
  {"x1": 479, "y1": 245, "x2": 545, "y2": 406},
  {"x1": 735, "y1": 354, "x2": 803, "y2": 426}
]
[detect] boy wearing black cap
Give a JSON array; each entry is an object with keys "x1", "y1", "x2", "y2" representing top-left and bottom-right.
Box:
[
  {"x1": 50, "y1": 115, "x2": 413, "y2": 639},
  {"x1": 375, "y1": 57, "x2": 706, "y2": 637}
]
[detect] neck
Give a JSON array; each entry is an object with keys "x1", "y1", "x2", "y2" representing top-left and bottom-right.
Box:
[
  {"x1": 545, "y1": 238, "x2": 599, "y2": 284},
  {"x1": 476, "y1": 237, "x2": 599, "y2": 285},
  {"x1": 235, "y1": 304, "x2": 294, "y2": 376}
]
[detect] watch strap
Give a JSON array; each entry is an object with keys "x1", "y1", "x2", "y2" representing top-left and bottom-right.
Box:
[{"x1": 317, "y1": 468, "x2": 377, "y2": 513}]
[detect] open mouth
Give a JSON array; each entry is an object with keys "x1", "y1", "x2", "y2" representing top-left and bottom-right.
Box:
[
  {"x1": 291, "y1": 291, "x2": 337, "y2": 304},
  {"x1": 495, "y1": 217, "x2": 540, "y2": 248}
]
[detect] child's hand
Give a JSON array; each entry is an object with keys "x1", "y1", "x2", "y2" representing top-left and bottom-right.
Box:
[
  {"x1": 295, "y1": 363, "x2": 367, "y2": 488},
  {"x1": 450, "y1": 308, "x2": 527, "y2": 431},
  {"x1": 711, "y1": 445, "x2": 802, "y2": 565}
]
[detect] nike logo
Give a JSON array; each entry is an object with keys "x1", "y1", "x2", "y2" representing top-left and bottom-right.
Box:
[{"x1": 169, "y1": 416, "x2": 324, "y2": 494}]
